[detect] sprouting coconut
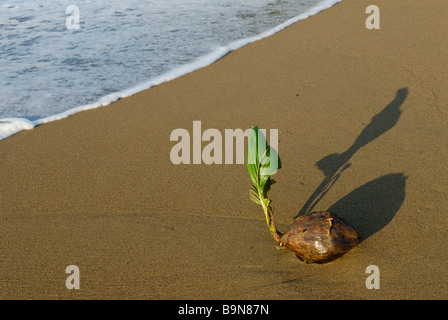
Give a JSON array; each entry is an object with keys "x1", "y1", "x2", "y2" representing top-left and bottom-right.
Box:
[{"x1": 247, "y1": 126, "x2": 360, "y2": 263}]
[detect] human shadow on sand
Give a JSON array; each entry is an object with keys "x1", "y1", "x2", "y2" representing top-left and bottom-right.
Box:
[{"x1": 295, "y1": 88, "x2": 408, "y2": 241}]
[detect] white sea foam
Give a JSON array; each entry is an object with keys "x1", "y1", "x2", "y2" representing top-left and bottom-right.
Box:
[{"x1": 0, "y1": 0, "x2": 341, "y2": 141}]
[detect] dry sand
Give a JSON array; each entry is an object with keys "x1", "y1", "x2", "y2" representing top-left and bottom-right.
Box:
[{"x1": 1, "y1": 0, "x2": 447, "y2": 299}]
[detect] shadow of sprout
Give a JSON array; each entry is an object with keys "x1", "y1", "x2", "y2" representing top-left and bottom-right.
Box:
[{"x1": 296, "y1": 88, "x2": 408, "y2": 241}]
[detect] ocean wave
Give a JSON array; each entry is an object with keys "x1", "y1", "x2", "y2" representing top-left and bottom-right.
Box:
[{"x1": 0, "y1": 0, "x2": 341, "y2": 141}]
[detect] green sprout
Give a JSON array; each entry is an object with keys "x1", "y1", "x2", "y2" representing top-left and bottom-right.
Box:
[
  {"x1": 246, "y1": 126, "x2": 362, "y2": 263},
  {"x1": 247, "y1": 126, "x2": 282, "y2": 241}
]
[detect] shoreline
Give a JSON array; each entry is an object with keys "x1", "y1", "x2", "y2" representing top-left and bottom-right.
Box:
[
  {"x1": 1, "y1": 0, "x2": 448, "y2": 299},
  {"x1": 0, "y1": 0, "x2": 342, "y2": 141}
]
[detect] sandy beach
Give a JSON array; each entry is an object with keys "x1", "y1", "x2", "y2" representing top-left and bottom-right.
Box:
[{"x1": 1, "y1": 0, "x2": 448, "y2": 299}]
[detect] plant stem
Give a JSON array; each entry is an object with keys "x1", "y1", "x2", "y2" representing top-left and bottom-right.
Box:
[{"x1": 266, "y1": 206, "x2": 282, "y2": 243}]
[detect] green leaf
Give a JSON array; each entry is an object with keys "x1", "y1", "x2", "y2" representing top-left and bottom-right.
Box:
[
  {"x1": 247, "y1": 126, "x2": 281, "y2": 206},
  {"x1": 260, "y1": 146, "x2": 282, "y2": 177},
  {"x1": 258, "y1": 146, "x2": 281, "y2": 195},
  {"x1": 249, "y1": 184, "x2": 262, "y2": 205},
  {"x1": 247, "y1": 126, "x2": 260, "y2": 186}
]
